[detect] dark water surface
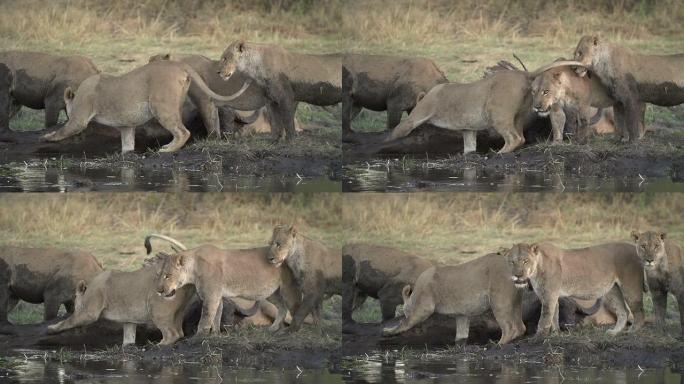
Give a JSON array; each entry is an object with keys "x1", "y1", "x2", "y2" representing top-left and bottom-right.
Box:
[
  {"x1": 344, "y1": 354, "x2": 683, "y2": 383},
  {"x1": 0, "y1": 164, "x2": 340, "y2": 193},
  {"x1": 2, "y1": 350, "x2": 681, "y2": 383},
  {"x1": 343, "y1": 161, "x2": 683, "y2": 192}
]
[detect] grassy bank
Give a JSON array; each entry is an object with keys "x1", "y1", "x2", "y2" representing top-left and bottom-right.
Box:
[{"x1": 0, "y1": 193, "x2": 342, "y2": 323}]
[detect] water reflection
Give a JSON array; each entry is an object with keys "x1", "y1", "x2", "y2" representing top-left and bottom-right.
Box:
[
  {"x1": 345, "y1": 355, "x2": 683, "y2": 383},
  {"x1": 0, "y1": 357, "x2": 343, "y2": 383},
  {"x1": 0, "y1": 165, "x2": 340, "y2": 192},
  {"x1": 343, "y1": 162, "x2": 683, "y2": 192}
]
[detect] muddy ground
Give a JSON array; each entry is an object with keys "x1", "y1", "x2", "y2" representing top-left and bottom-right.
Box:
[
  {"x1": 0, "y1": 119, "x2": 341, "y2": 184},
  {"x1": 341, "y1": 316, "x2": 684, "y2": 369},
  {"x1": 344, "y1": 124, "x2": 684, "y2": 183},
  {"x1": 0, "y1": 318, "x2": 341, "y2": 370}
]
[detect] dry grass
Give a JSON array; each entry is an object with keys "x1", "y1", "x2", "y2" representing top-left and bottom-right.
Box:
[
  {"x1": 0, "y1": 193, "x2": 342, "y2": 270},
  {"x1": 343, "y1": 193, "x2": 684, "y2": 264}
]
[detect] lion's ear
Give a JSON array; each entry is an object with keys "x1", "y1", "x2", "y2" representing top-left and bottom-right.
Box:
[
  {"x1": 401, "y1": 285, "x2": 412, "y2": 302},
  {"x1": 162, "y1": 53, "x2": 170, "y2": 60},
  {"x1": 175, "y1": 254, "x2": 186, "y2": 267},
  {"x1": 592, "y1": 36, "x2": 599, "y2": 46},
  {"x1": 496, "y1": 246, "x2": 508, "y2": 256},
  {"x1": 237, "y1": 40, "x2": 246, "y2": 53},
  {"x1": 630, "y1": 230, "x2": 640, "y2": 242},
  {"x1": 64, "y1": 87, "x2": 75, "y2": 101},
  {"x1": 530, "y1": 243, "x2": 540, "y2": 256},
  {"x1": 290, "y1": 224, "x2": 298, "y2": 237},
  {"x1": 553, "y1": 71, "x2": 562, "y2": 82},
  {"x1": 659, "y1": 232, "x2": 667, "y2": 240},
  {"x1": 77, "y1": 280, "x2": 87, "y2": 295}
]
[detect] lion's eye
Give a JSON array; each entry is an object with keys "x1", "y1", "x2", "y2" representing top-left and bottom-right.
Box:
[
  {"x1": 577, "y1": 51, "x2": 583, "y2": 57},
  {"x1": 543, "y1": 90, "x2": 549, "y2": 96},
  {"x1": 523, "y1": 260, "x2": 528, "y2": 265},
  {"x1": 164, "y1": 274, "x2": 170, "y2": 279},
  {"x1": 276, "y1": 242, "x2": 281, "y2": 248}
]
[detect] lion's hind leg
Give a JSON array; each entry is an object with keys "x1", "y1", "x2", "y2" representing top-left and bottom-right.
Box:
[{"x1": 604, "y1": 285, "x2": 629, "y2": 335}]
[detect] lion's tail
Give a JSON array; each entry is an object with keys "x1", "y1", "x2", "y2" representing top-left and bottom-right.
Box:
[
  {"x1": 144, "y1": 234, "x2": 187, "y2": 255},
  {"x1": 184, "y1": 66, "x2": 252, "y2": 104}
]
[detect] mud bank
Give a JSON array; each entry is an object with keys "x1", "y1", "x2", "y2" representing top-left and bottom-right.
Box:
[
  {"x1": 342, "y1": 319, "x2": 684, "y2": 369},
  {"x1": 0, "y1": 320, "x2": 341, "y2": 370}
]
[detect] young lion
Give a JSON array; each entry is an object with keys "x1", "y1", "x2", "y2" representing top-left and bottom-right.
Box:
[
  {"x1": 381, "y1": 253, "x2": 526, "y2": 345},
  {"x1": 573, "y1": 35, "x2": 684, "y2": 142},
  {"x1": 155, "y1": 244, "x2": 297, "y2": 337},
  {"x1": 218, "y1": 41, "x2": 341, "y2": 141},
  {"x1": 504, "y1": 242, "x2": 645, "y2": 337},
  {"x1": 47, "y1": 254, "x2": 195, "y2": 346},
  {"x1": 267, "y1": 225, "x2": 342, "y2": 331},
  {"x1": 631, "y1": 230, "x2": 684, "y2": 334}
]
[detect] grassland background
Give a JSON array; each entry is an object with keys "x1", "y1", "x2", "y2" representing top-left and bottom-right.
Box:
[
  {"x1": 2, "y1": 0, "x2": 683, "y2": 132},
  {"x1": 344, "y1": 193, "x2": 684, "y2": 326}
]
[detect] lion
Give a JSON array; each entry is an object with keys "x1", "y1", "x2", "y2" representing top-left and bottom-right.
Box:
[
  {"x1": 40, "y1": 60, "x2": 251, "y2": 153},
  {"x1": 154, "y1": 241, "x2": 299, "y2": 337},
  {"x1": 384, "y1": 60, "x2": 584, "y2": 153},
  {"x1": 341, "y1": 243, "x2": 434, "y2": 326},
  {"x1": 0, "y1": 51, "x2": 100, "y2": 130},
  {"x1": 381, "y1": 252, "x2": 525, "y2": 345},
  {"x1": 266, "y1": 225, "x2": 342, "y2": 331},
  {"x1": 531, "y1": 64, "x2": 646, "y2": 142},
  {"x1": 503, "y1": 242, "x2": 645, "y2": 337},
  {"x1": 47, "y1": 253, "x2": 196, "y2": 346},
  {"x1": 219, "y1": 41, "x2": 341, "y2": 140},
  {"x1": 0, "y1": 246, "x2": 103, "y2": 323},
  {"x1": 341, "y1": 54, "x2": 447, "y2": 137},
  {"x1": 0, "y1": 63, "x2": 12, "y2": 131},
  {"x1": 573, "y1": 35, "x2": 684, "y2": 142},
  {"x1": 631, "y1": 230, "x2": 684, "y2": 333}
]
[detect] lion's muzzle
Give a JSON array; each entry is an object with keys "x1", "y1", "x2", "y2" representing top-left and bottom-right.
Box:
[{"x1": 511, "y1": 275, "x2": 529, "y2": 288}]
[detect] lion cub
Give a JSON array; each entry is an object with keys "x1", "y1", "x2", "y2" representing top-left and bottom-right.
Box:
[
  {"x1": 382, "y1": 253, "x2": 526, "y2": 345},
  {"x1": 266, "y1": 225, "x2": 342, "y2": 331},
  {"x1": 632, "y1": 231, "x2": 684, "y2": 333},
  {"x1": 504, "y1": 242, "x2": 645, "y2": 337}
]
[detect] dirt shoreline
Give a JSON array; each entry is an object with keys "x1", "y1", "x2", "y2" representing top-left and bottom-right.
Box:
[
  {"x1": 0, "y1": 320, "x2": 342, "y2": 370},
  {"x1": 341, "y1": 321, "x2": 684, "y2": 369}
]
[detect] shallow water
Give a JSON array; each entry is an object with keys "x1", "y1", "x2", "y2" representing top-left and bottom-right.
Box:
[
  {"x1": 0, "y1": 164, "x2": 340, "y2": 192},
  {"x1": 0, "y1": 354, "x2": 343, "y2": 383},
  {"x1": 2, "y1": 351, "x2": 681, "y2": 383},
  {"x1": 344, "y1": 354, "x2": 683, "y2": 383},
  {"x1": 343, "y1": 162, "x2": 684, "y2": 192}
]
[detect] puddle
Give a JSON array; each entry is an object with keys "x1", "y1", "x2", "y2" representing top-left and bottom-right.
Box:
[
  {"x1": 0, "y1": 164, "x2": 340, "y2": 192},
  {"x1": 0, "y1": 354, "x2": 343, "y2": 383},
  {"x1": 343, "y1": 161, "x2": 684, "y2": 192},
  {"x1": 344, "y1": 354, "x2": 683, "y2": 383}
]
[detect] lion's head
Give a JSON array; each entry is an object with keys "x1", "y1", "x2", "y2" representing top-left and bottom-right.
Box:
[
  {"x1": 573, "y1": 35, "x2": 600, "y2": 76},
  {"x1": 631, "y1": 230, "x2": 667, "y2": 269},
  {"x1": 503, "y1": 244, "x2": 541, "y2": 288},
  {"x1": 531, "y1": 69, "x2": 566, "y2": 117},
  {"x1": 267, "y1": 224, "x2": 298, "y2": 266},
  {"x1": 155, "y1": 253, "x2": 190, "y2": 299},
  {"x1": 219, "y1": 40, "x2": 251, "y2": 80}
]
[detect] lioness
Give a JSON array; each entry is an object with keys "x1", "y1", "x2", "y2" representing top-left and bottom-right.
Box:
[
  {"x1": 632, "y1": 230, "x2": 684, "y2": 333},
  {"x1": 40, "y1": 60, "x2": 251, "y2": 153},
  {"x1": 266, "y1": 225, "x2": 342, "y2": 331},
  {"x1": 504, "y1": 242, "x2": 645, "y2": 337},
  {"x1": 0, "y1": 51, "x2": 100, "y2": 130},
  {"x1": 0, "y1": 63, "x2": 12, "y2": 131},
  {"x1": 341, "y1": 54, "x2": 447, "y2": 136},
  {"x1": 385, "y1": 61, "x2": 583, "y2": 153},
  {"x1": 155, "y1": 243, "x2": 297, "y2": 337},
  {"x1": 47, "y1": 253, "x2": 195, "y2": 346},
  {"x1": 531, "y1": 65, "x2": 646, "y2": 142},
  {"x1": 382, "y1": 253, "x2": 525, "y2": 345},
  {"x1": 0, "y1": 246, "x2": 103, "y2": 323},
  {"x1": 219, "y1": 41, "x2": 341, "y2": 140},
  {"x1": 148, "y1": 53, "x2": 268, "y2": 137},
  {"x1": 341, "y1": 243, "x2": 434, "y2": 325},
  {"x1": 573, "y1": 35, "x2": 684, "y2": 141}
]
